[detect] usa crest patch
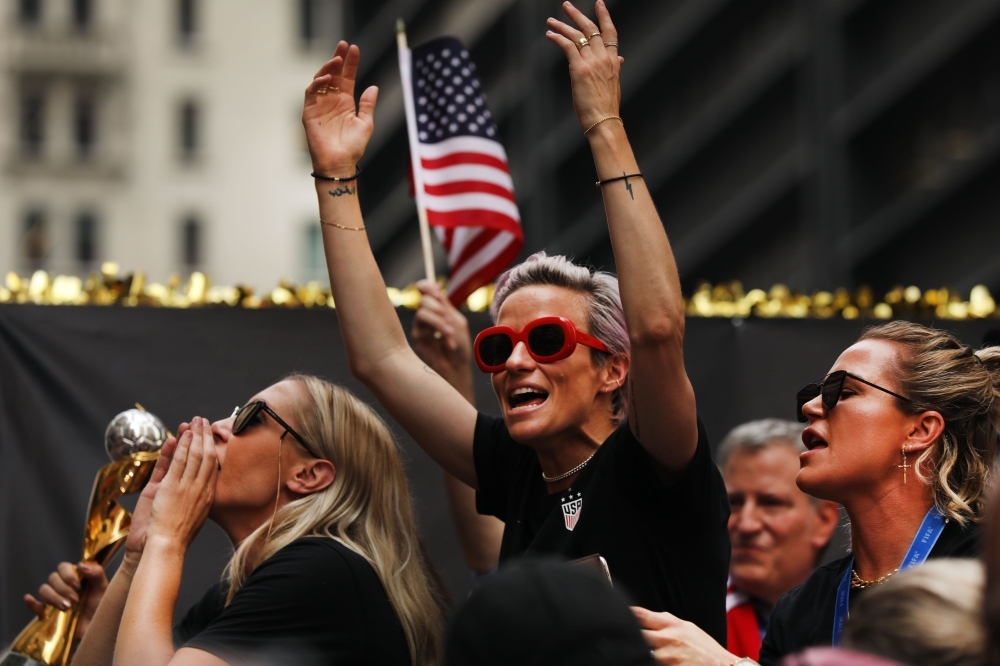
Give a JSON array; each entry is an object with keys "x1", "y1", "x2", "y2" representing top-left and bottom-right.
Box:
[{"x1": 561, "y1": 493, "x2": 583, "y2": 531}]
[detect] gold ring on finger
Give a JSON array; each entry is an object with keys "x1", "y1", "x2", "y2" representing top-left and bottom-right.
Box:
[
  {"x1": 331, "y1": 86, "x2": 340, "y2": 94},
  {"x1": 576, "y1": 37, "x2": 590, "y2": 50},
  {"x1": 589, "y1": 32, "x2": 602, "y2": 40},
  {"x1": 604, "y1": 41, "x2": 619, "y2": 48},
  {"x1": 317, "y1": 87, "x2": 329, "y2": 94}
]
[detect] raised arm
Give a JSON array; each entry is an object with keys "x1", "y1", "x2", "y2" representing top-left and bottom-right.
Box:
[
  {"x1": 303, "y1": 43, "x2": 478, "y2": 487},
  {"x1": 547, "y1": 1, "x2": 698, "y2": 475}
]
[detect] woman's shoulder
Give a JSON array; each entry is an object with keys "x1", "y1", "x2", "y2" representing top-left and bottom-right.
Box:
[
  {"x1": 761, "y1": 557, "x2": 851, "y2": 664},
  {"x1": 932, "y1": 516, "x2": 981, "y2": 558},
  {"x1": 251, "y1": 537, "x2": 377, "y2": 586},
  {"x1": 779, "y1": 555, "x2": 852, "y2": 608}
]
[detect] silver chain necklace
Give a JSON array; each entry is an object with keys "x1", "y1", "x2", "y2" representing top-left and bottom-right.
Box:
[{"x1": 541, "y1": 451, "x2": 597, "y2": 483}]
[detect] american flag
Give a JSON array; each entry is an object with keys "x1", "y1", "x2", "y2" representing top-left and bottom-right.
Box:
[{"x1": 399, "y1": 36, "x2": 523, "y2": 306}]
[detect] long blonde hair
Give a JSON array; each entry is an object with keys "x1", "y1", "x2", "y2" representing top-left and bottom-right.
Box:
[{"x1": 222, "y1": 374, "x2": 443, "y2": 666}]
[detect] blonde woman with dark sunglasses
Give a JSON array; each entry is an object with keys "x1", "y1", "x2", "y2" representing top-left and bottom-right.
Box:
[{"x1": 25, "y1": 376, "x2": 443, "y2": 666}]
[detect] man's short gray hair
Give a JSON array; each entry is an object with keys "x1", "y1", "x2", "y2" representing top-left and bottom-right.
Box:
[{"x1": 716, "y1": 418, "x2": 806, "y2": 470}]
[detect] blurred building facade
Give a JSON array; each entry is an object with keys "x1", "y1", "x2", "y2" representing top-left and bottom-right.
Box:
[
  {"x1": 1, "y1": 0, "x2": 341, "y2": 289},
  {"x1": 3, "y1": 0, "x2": 999, "y2": 295},
  {"x1": 351, "y1": 0, "x2": 1000, "y2": 294}
]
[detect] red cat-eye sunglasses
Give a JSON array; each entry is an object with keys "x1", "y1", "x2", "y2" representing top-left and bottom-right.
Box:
[{"x1": 473, "y1": 316, "x2": 610, "y2": 373}]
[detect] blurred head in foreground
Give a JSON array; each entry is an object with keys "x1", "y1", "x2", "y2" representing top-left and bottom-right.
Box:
[
  {"x1": 444, "y1": 560, "x2": 655, "y2": 666},
  {"x1": 718, "y1": 419, "x2": 839, "y2": 605},
  {"x1": 842, "y1": 558, "x2": 985, "y2": 666}
]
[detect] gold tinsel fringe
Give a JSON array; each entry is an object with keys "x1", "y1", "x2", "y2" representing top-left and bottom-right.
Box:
[{"x1": 0, "y1": 263, "x2": 996, "y2": 320}]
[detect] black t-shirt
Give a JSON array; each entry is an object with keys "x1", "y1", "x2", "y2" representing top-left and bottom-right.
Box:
[
  {"x1": 172, "y1": 537, "x2": 411, "y2": 666},
  {"x1": 758, "y1": 518, "x2": 979, "y2": 665},
  {"x1": 474, "y1": 414, "x2": 731, "y2": 645}
]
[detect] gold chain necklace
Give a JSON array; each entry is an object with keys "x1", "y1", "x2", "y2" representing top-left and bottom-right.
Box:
[{"x1": 850, "y1": 566, "x2": 899, "y2": 589}]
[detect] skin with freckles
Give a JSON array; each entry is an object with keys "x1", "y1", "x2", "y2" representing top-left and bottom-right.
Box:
[
  {"x1": 491, "y1": 285, "x2": 627, "y2": 472},
  {"x1": 725, "y1": 444, "x2": 838, "y2": 607}
]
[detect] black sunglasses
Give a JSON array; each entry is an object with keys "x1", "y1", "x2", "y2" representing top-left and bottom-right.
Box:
[
  {"x1": 231, "y1": 400, "x2": 319, "y2": 457},
  {"x1": 796, "y1": 370, "x2": 924, "y2": 423}
]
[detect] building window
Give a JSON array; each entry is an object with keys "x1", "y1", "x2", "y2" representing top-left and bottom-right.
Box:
[
  {"x1": 181, "y1": 217, "x2": 201, "y2": 266},
  {"x1": 302, "y1": 223, "x2": 325, "y2": 282},
  {"x1": 74, "y1": 93, "x2": 97, "y2": 159},
  {"x1": 178, "y1": 0, "x2": 197, "y2": 44},
  {"x1": 19, "y1": 0, "x2": 42, "y2": 26},
  {"x1": 22, "y1": 210, "x2": 49, "y2": 268},
  {"x1": 299, "y1": 0, "x2": 338, "y2": 48},
  {"x1": 72, "y1": 0, "x2": 93, "y2": 30},
  {"x1": 75, "y1": 212, "x2": 98, "y2": 264},
  {"x1": 20, "y1": 90, "x2": 46, "y2": 157},
  {"x1": 179, "y1": 100, "x2": 200, "y2": 161}
]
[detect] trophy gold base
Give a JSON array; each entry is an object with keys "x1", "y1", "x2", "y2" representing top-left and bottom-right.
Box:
[
  {"x1": 0, "y1": 652, "x2": 48, "y2": 666},
  {"x1": 1, "y1": 602, "x2": 81, "y2": 666},
  {"x1": 2, "y1": 450, "x2": 160, "y2": 666}
]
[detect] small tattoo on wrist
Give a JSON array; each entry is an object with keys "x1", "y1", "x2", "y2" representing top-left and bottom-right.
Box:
[{"x1": 328, "y1": 186, "x2": 356, "y2": 197}]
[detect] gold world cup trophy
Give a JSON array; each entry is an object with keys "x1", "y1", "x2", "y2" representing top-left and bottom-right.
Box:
[{"x1": 1, "y1": 408, "x2": 167, "y2": 666}]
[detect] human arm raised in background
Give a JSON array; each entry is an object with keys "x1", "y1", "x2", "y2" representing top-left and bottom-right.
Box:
[
  {"x1": 411, "y1": 281, "x2": 503, "y2": 574},
  {"x1": 547, "y1": 1, "x2": 698, "y2": 475},
  {"x1": 302, "y1": 42, "x2": 479, "y2": 487}
]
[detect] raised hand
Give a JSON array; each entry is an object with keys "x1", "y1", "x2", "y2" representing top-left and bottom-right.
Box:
[
  {"x1": 546, "y1": 1, "x2": 624, "y2": 132},
  {"x1": 23, "y1": 561, "x2": 108, "y2": 639},
  {"x1": 144, "y1": 417, "x2": 218, "y2": 551},
  {"x1": 302, "y1": 41, "x2": 380, "y2": 176}
]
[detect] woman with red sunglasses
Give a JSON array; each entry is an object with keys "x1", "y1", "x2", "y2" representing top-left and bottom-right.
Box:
[{"x1": 301, "y1": 0, "x2": 729, "y2": 641}]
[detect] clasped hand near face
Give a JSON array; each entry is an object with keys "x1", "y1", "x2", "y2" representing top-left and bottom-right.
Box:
[
  {"x1": 143, "y1": 417, "x2": 219, "y2": 553},
  {"x1": 21, "y1": 419, "x2": 217, "y2": 643}
]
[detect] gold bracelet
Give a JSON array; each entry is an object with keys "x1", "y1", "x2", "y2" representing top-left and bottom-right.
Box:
[
  {"x1": 584, "y1": 115, "x2": 623, "y2": 135},
  {"x1": 320, "y1": 219, "x2": 365, "y2": 232}
]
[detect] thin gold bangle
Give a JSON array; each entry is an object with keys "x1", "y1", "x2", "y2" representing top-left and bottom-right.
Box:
[
  {"x1": 584, "y1": 115, "x2": 623, "y2": 135},
  {"x1": 320, "y1": 219, "x2": 366, "y2": 231}
]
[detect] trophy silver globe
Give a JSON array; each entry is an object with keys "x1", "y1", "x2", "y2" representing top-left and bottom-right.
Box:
[{"x1": 105, "y1": 408, "x2": 168, "y2": 461}]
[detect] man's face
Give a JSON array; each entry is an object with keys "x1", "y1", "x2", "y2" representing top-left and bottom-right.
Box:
[{"x1": 725, "y1": 443, "x2": 837, "y2": 606}]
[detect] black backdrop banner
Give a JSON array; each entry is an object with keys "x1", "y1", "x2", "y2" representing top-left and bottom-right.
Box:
[{"x1": 1, "y1": 304, "x2": 995, "y2": 645}]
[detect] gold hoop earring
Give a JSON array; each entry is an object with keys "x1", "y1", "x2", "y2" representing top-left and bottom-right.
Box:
[{"x1": 899, "y1": 445, "x2": 911, "y2": 485}]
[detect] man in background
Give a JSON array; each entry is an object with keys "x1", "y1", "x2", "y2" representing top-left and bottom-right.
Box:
[
  {"x1": 718, "y1": 419, "x2": 840, "y2": 659},
  {"x1": 634, "y1": 419, "x2": 840, "y2": 664}
]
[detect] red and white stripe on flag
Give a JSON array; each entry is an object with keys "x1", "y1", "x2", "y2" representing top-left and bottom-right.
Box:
[{"x1": 400, "y1": 36, "x2": 523, "y2": 306}]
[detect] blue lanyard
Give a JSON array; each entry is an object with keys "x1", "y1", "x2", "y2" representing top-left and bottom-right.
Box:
[{"x1": 831, "y1": 507, "x2": 946, "y2": 645}]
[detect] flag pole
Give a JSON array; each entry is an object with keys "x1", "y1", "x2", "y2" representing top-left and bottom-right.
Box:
[{"x1": 397, "y1": 18, "x2": 437, "y2": 283}]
